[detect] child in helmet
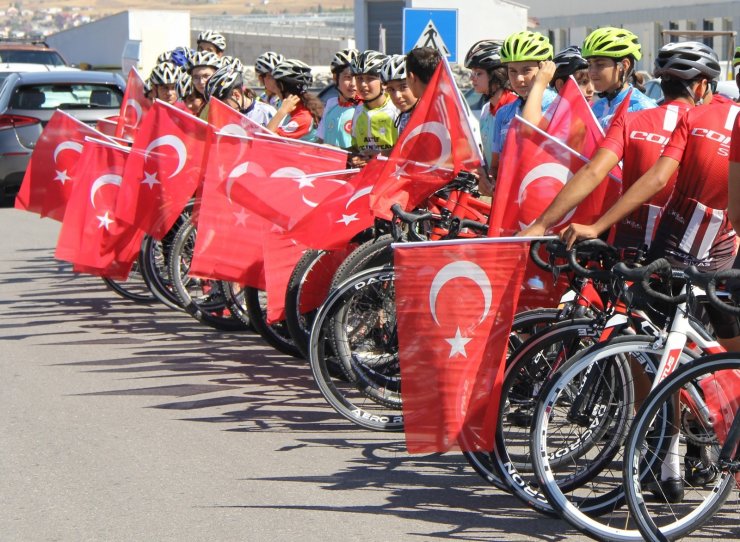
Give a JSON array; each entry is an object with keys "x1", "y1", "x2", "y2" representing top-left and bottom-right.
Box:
[
  {"x1": 265, "y1": 59, "x2": 323, "y2": 141},
  {"x1": 464, "y1": 40, "x2": 518, "y2": 167},
  {"x1": 551, "y1": 46, "x2": 594, "y2": 103},
  {"x1": 381, "y1": 54, "x2": 417, "y2": 135},
  {"x1": 487, "y1": 31, "x2": 557, "y2": 192},
  {"x1": 196, "y1": 30, "x2": 226, "y2": 57},
  {"x1": 149, "y1": 62, "x2": 184, "y2": 106},
  {"x1": 187, "y1": 51, "x2": 222, "y2": 120},
  {"x1": 349, "y1": 50, "x2": 399, "y2": 166},
  {"x1": 176, "y1": 74, "x2": 205, "y2": 117},
  {"x1": 317, "y1": 48, "x2": 360, "y2": 149},
  {"x1": 254, "y1": 51, "x2": 285, "y2": 108},
  {"x1": 582, "y1": 27, "x2": 656, "y2": 127},
  {"x1": 205, "y1": 64, "x2": 276, "y2": 126}
]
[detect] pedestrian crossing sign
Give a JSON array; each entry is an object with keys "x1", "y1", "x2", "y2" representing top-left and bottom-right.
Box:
[{"x1": 402, "y1": 8, "x2": 458, "y2": 63}]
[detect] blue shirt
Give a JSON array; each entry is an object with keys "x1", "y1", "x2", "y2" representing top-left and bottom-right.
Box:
[
  {"x1": 492, "y1": 87, "x2": 558, "y2": 154},
  {"x1": 316, "y1": 96, "x2": 356, "y2": 149},
  {"x1": 478, "y1": 101, "x2": 496, "y2": 167},
  {"x1": 592, "y1": 85, "x2": 657, "y2": 129}
]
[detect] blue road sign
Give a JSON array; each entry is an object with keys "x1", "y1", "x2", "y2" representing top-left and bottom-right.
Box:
[{"x1": 402, "y1": 8, "x2": 458, "y2": 63}]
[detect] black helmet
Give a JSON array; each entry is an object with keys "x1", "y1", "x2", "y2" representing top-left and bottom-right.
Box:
[
  {"x1": 464, "y1": 40, "x2": 503, "y2": 71},
  {"x1": 272, "y1": 59, "x2": 313, "y2": 92},
  {"x1": 654, "y1": 41, "x2": 721, "y2": 81},
  {"x1": 553, "y1": 45, "x2": 588, "y2": 80},
  {"x1": 351, "y1": 50, "x2": 388, "y2": 76},
  {"x1": 330, "y1": 48, "x2": 359, "y2": 73},
  {"x1": 204, "y1": 64, "x2": 243, "y2": 101}
]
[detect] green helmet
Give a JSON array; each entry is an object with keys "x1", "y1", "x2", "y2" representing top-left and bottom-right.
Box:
[
  {"x1": 500, "y1": 31, "x2": 553, "y2": 63},
  {"x1": 733, "y1": 46, "x2": 740, "y2": 68},
  {"x1": 582, "y1": 27, "x2": 642, "y2": 61}
]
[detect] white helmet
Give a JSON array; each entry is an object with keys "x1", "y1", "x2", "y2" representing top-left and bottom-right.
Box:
[
  {"x1": 188, "y1": 51, "x2": 221, "y2": 73},
  {"x1": 149, "y1": 62, "x2": 183, "y2": 85},
  {"x1": 380, "y1": 54, "x2": 407, "y2": 83},
  {"x1": 197, "y1": 30, "x2": 226, "y2": 52},
  {"x1": 255, "y1": 51, "x2": 284, "y2": 75}
]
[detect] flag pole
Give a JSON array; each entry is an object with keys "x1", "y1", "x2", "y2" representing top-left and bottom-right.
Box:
[
  {"x1": 442, "y1": 58, "x2": 485, "y2": 164},
  {"x1": 514, "y1": 115, "x2": 621, "y2": 183}
]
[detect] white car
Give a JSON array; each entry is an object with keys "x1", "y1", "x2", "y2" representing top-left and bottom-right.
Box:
[{"x1": 0, "y1": 62, "x2": 80, "y2": 89}]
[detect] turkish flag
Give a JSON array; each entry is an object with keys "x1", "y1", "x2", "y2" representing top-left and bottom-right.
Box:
[
  {"x1": 55, "y1": 139, "x2": 145, "y2": 279},
  {"x1": 188, "y1": 132, "x2": 266, "y2": 287},
  {"x1": 115, "y1": 68, "x2": 151, "y2": 141},
  {"x1": 261, "y1": 224, "x2": 307, "y2": 323},
  {"x1": 15, "y1": 111, "x2": 114, "y2": 222},
  {"x1": 370, "y1": 59, "x2": 483, "y2": 219},
  {"x1": 226, "y1": 134, "x2": 351, "y2": 230},
  {"x1": 207, "y1": 97, "x2": 271, "y2": 136},
  {"x1": 288, "y1": 157, "x2": 383, "y2": 250},
  {"x1": 699, "y1": 368, "x2": 740, "y2": 485},
  {"x1": 96, "y1": 116, "x2": 120, "y2": 138},
  {"x1": 115, "y1": 100, "x2": 210, "y2": 240},
  {"x1": 394, "y1": 238, "x2": 529, "y2": 452}
]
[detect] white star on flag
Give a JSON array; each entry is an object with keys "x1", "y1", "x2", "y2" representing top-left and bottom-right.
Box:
[
  {"x1": 54, "y1": 170, "x2": 71, "y2": 185},
  {"x1": 96, "y1": 211, "x2": 114, "y2": 230},
  {"x1": 141, "y1": 171, "x2": 159, "y2": 188},
  {"x1": 445, "y1": 327, "x2": 472, "y2": 358},
  {"x1": 336, "y1": 213, "x2": 359, "y2": 226},
  {"x1": 294, "y1": 176, "x2": 315, "y2": 189},
  {"x1": 233, "y1": 208, "x2": 249, "y2": 226},
  {"x1": 392, "y1": 164, "x2": 408, "y2": 179}
]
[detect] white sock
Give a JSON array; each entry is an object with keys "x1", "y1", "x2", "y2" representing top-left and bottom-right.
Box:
[{"x1": 661, "y1": 433, "x2": 681, "y2": 481}]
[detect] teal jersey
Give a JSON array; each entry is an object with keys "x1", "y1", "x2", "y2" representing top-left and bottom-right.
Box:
[{"x1": 317, "y1": 96, "x2": 356, "y2": 149}]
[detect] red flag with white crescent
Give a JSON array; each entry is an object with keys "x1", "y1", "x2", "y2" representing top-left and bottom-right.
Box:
[
  {"x1": 394, "y1": 238, "x2": 528, "y2": 452},
  {"x1": 369, "y1": 59, "x2": 483, "y2": 219},
  {"x1": 207, "y1": 97, "x2": 271, "y2": 136},
  {"x1": 115, "y1": 100, "x2": 210, "y2": 240},
  {"x1": 15, "y1": 110, "x2": 115, "y2": 222},
  {"x1": 261, "y1": 224, "x2": 307, "y2": 324},
  {"x1": 115, "y1": 68, "x2": 151, "y2": 141},
  {"x1": 55, "y1": 139, "x2": 145, "y2": 279}
]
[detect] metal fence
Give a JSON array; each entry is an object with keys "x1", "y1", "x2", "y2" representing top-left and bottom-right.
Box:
[{"x1": 192, "y1": 13, "x2": 354, "y2": 40}]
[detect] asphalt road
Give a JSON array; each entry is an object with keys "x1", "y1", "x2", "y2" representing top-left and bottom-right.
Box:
[{"x1": 0, "y1": 206, "x2": 594, "y2": 542}]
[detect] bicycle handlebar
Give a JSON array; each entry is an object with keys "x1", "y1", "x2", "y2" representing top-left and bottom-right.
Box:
[
  {"x1": 530, "y1": 239, "x2": 571, "y2": 273},
  {"x1": 612, "y1": 259, "x2": 688, "y2": 305},
  {"x1": 390, "y1": 203, "x2": 433, "y2": 225},
  {"x1": 566, "y1": 239, "x2": 616, "y2": 281},
  {"x1": 685, "y1": 266, "x2": 740, "y2": 315}
]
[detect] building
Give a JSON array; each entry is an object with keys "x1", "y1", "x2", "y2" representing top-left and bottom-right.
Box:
[
  {"x1": 354, "y1": 0, "x2": 528, "y2": 61},
  {"x1": 526, "y1": 0, "x2": 740, "y2": 78}
]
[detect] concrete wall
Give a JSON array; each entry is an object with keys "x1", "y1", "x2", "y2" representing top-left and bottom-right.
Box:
[
  {"x1": 525, "y1": 0, "x2": 735, "y2": 19},
  {"x1": 190, "y1": 30, "x2": 353, "y2": 67},
  {"x1": 129, "y1": 10, "x2": 191, "y2": 75}
]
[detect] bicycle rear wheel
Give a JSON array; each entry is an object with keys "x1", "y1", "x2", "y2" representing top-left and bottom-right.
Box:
[{"x1": 623, "y1": 355, "x2": 740, "y2": 542}]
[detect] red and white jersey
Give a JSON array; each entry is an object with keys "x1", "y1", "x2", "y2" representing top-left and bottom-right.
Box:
[
  {"x1": 731, "y1": 109, "x2": 740, "y2": 163},
  {"x1": 652, "y1": 101, "x2": 740, "y2": 270},
  {"x1": 600, "y1": 100, "x2": 691, "y2": 249}
]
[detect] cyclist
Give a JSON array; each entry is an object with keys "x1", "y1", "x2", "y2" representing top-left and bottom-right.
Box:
[
  {"x1": 551, "y1": 45, "x2": 594, "y2": 102},
  {"x1": 157, "y1": 47, "x2": 192, "y2": 69},
  {"x1": 188, "y1": 51, "x2": 221, "y2": 98},
  {"x1": 380, "y1": 54, "x2": 417, "y2": 135},
  {"x1": 317, "y1": 48, "x2": 360, "y2": 149},
  {"x1": 176, "y1": 74, "x2": 205, "y2": 117},
  {"x1": 196, "y1": 30, "x2": 226, "y2": 57},
  {"x1": 487, "y1": 31, "x2": 556, "y2": 193},
  {"x1": 349, "y1": 50, "x2": 399, "y2": 166},
  {"x1": 254, "y1": 51, "x2": 285, "y2": 108},
  {"x1": 520, "y1": 41, "x2": 722, "y2": 251},
  {"x1": 405, "y1": 46, "x2": 441, "y2": 100},
  {"x1": 265, "y1": 59, "x2": 323, "y2": 141},
  {"x1": 149, "y1": 62, "x2": 184, "y2": 106},
  {"x1": 205, "y1": 64, "x2": 276, "y2": 125},
  {"x1": 464, "y1": 40, "x2": 518, "y2": 167},
  {"x1": 582, "y1": 27, "x2": 657, "y2": 127}
]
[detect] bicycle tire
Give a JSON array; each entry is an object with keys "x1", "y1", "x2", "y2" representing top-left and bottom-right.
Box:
[
  {"x1": 244, "y1": 286, "x2": 302, "y2": 358},
  {"x1": 330, "y1": 234, "x2": 394, "y2": 289},
  {"x1": 168, "y1": 218, "x2": 248, "y2": 332},
  {"x1": 101, "y1": 258, "x2": 155, "y2": 303},
  {"x1": 623, "y1": 355, "x2": 740, "y2": 542},
  {"x1": 222, "y1": 281, "x2": 252, "y2": 330},
  {"x1": 529, "y1": 336, "x2": 699, "y2": 541}
]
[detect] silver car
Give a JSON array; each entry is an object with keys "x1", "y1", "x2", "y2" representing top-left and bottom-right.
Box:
[{"x1": 0, "y1": 70, "x2": 125, "y2": 199}]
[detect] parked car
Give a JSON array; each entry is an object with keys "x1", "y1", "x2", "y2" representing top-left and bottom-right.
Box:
[
  {"x1": 0, "y1": 62, "x2": 80, "y2": 89},
  {"x1": 643, "y1": 77, "x2": 739, "y2": 105},
  {"x1": 0, "y1": 40, "x2": 69, "y2": 67},
  {"x1": 0, "y1": 70, "x2": 126, "y2": 198}
]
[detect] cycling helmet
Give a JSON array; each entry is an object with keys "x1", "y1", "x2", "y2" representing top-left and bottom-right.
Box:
[
  {"x1": 654, "y1": 41, "x2": 720, "y2": 81},
  {"x1": 500, "y1": 31, "x2": 553, "y2": 63},
  {"x1": 330, "y1": 48, "x2": 359, "y2": 73},
  {"x1": 156, "y1": 50, "x2": 172, "y2": 64},
  {"x1": 351, "y1": 50, "x2": 388, "y2": 76},
  {"x1": 197, "y1": 30, "x2": 226, "y2": 52},
  {"x1": 464, "y1": 40, "x2": 503, "y2": 71},
  {"x1": 204, "y1": 65, "x2": 243, "y2": 101},
  {"x1": 553, "y1": 45, "x2": 589, "y2": 79},
  {"x1": 272, "y1": 59, "x2": 313, "y2": 91},
  {"x1": 255, "y1": 51, "x2": 284, "y2": 75},
  {"x1": 380, "y1": 54, "x2": 406, "y2": 83},
  {"x1": 188, "y1": 51, "x2": 221, "y2": 73},
  {"x1": 176, "y1": 74, "x2": 194, "y2": 100},
  {"x1": 582, "y1": 27, "x2": 642, "y2": 61},
  {"x1": 219, "y1": 55, "x2": 244, "y2": 73},
  {"x1": 733, "y1": 46, "x2": 740, "y2": 68},
  {"x1": 149, "y1": 62, "x2": 183, "y2": 85},
  {"x1": 170, "y1": 47, "x2": 192, "y2": 68}
]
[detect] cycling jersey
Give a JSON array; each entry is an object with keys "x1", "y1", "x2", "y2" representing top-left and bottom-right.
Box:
[
  {"x1": 650, "y1": 101, "x2": 740, "y2": 270},
  {"x1": 732, "y1": 109, "x2": 740, "y2": 162},
  {"x1": 241, "y1": 99, "x2": 276, "y2": 127},
  {"x1": 592, "y1": 85, "x2": 657, "y2": 129},
  {"x1": 316, "y1": 96, "x2": 356, "y2": 149},
  {"x1": 351, "y1": 94, "x2": 399, "y2": 153},
  {"x1": 480, "y1": 92, "x2": 518, "y2": 163},
  {"x1": 600, "y1": 100, "x2": 692, "y2": 249},
  {"x1": 277, "y1": 102, "x2": 316, "y2": 141},
  {"x1": 396, "y1": 106, "x2": 414, "y2": 135},
  {"x1": 491, "y1": 88, "x2": 558, "y2": 155}
]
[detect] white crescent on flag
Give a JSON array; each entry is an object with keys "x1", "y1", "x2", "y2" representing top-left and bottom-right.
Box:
[
  {"x1": 345, "y1": 186, "x2": 373, "y2": 209},
  {"x1": 90, "y1": 174, "x2": 123, "y2": 208},
  {"x1": 225, "y1": 161, "x2": 267, "y2": 202},
  {"x1": 429, "y1": 260, "x2": 492, "y2": 326},
  {"x1": 124, "y1": 99, "x2": 143, "y2": 127},
  {"x1": 53, "y1": 141, "x2": 84, "y2": 163},
  {"x1": 517, "y1": 162, "x2": 574, "y2": 229},
  {"x1": 399, "y1": 121, "x2": 452, "y2": 173},
  {"x1": 144, "y1": 135, "x2": 187, "y2": 178}
]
